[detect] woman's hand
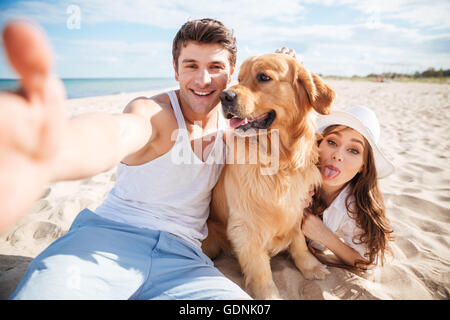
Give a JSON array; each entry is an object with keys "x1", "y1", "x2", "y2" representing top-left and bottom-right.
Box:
[
  {"x1": 301, "y1": 212, "x2": 330, "y2": 244},
  {"x1": 275, "y1": 46, "x2": 303, "y2": 64}
]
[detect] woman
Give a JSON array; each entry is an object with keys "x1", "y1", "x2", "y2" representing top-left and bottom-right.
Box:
[{"x1": 303, "y1": 106, "x2": 395, "y2": 269}]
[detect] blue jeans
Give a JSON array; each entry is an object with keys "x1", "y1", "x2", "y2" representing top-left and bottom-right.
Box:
[{"x1": 10, "y1": 209, "x2": 251, "y2": 300}]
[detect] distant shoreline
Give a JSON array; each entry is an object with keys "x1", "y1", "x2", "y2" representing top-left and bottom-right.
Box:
[
  {"x1": 323, "y1": 75, "x2": 450, "y2": 84},
  {"x1": 0, "y1": 77, "x2": 178, "y2": 99},
  {"x1": 0, "y1": 77, "x2": 175, "y2": 80}
]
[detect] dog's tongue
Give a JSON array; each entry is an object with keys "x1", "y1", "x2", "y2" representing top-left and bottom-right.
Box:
[
  {"x1": 230, "y1": 117, "x2": 246, "y2": 128},
  {"x1": 229, "y1": 113, "x2": 269, "y2": 129}
]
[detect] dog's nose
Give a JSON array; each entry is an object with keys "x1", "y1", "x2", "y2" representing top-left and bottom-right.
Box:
[{"x1": 220, "y1": 90, "x2": 237, "y2": 106}]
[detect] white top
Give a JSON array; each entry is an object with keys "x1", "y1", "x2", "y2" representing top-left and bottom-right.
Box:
[
  {"x1": 310, "y1": 184, "x2": 373, "y2": 263},
  {"x1": 95, "y1": 90, "x2": 227, "y2": 248}
]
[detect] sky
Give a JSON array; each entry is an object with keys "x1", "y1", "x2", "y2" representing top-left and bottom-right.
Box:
[{"x1": 0, "y1": 0, "x2": 449, "y2": 79}]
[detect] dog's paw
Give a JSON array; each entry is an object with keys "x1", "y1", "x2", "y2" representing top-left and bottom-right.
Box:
[
  {"x1": 264, "y1": 294, "x2": 283, "y2": 300},
  {"x1": 251, "y1": 281, "x2": 282, "y2": 300},
  {"x1": 302, "y1": 264, "x2": 330, "y2": 280},
  {"x1": 254, "y1": 291, "x2": 283, "y2": 300}
]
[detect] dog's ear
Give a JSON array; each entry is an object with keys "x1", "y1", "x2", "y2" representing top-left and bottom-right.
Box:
[{"x1": 296, "y1": 64, "x2": 335, "y2": 115}]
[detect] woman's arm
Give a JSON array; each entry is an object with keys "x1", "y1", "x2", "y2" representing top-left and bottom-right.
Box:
[{"x1": 302, "y1": 213, "x2": 369, "y2": 267}]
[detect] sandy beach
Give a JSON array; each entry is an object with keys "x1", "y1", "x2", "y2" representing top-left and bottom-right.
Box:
[{"x1": 0, "y1": 79, "x2": 449, "y2": 300}]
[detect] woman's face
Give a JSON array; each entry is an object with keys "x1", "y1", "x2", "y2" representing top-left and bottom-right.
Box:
[{"x1": 318, "y1": 126, "x2": 365, "y2": 189}]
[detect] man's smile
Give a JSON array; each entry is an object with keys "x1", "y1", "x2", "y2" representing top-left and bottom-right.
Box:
[{"x1": 190, "y1": 89, "x2": 216, "y2": 97}]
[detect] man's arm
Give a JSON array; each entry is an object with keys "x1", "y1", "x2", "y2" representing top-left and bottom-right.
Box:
[
  {"x1": 50, "y1": 99, "x2": 153, "y2": 182},
  {"x1": 0, "y1": 21, "x2": 154, "y2": 231}
]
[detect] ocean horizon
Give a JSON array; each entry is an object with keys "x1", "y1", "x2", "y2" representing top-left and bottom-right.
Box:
[{"x1": 0, "y1": 77, "x2": 178, "y2": 99}]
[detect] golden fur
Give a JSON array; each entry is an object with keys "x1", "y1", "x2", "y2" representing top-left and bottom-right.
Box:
[{"x1": 202, "y1": 53, "x2": 336, "y2": 299}]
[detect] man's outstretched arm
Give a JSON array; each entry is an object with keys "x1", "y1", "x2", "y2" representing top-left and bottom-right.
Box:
[
  {"x1": 0, "y1": 21, "x2": 152, "y2": 231},
  {"x1": 49, "y1": 106, "x2": 153, "y2": 182}
]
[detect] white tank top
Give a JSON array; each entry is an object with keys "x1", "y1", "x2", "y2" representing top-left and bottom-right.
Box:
[{"x1": 95, "y1": 90, "x2": 227, "y2": 248}]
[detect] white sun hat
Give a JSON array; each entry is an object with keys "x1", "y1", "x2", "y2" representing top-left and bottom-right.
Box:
[{"x1": 316, "y1": 106, "x2": 395, "y2": 179}]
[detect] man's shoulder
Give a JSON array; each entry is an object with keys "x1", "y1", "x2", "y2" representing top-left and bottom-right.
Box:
[
  {"x1": 123, "y1": 91, "x2": 174, "y2": 120},
  {"x1": 123, "y1": 93, "x2": 170, "y2": 113}
]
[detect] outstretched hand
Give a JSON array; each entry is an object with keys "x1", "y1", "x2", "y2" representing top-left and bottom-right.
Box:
[{"x1": 0, "y1": 21, "x2": 66, "y2": 231}]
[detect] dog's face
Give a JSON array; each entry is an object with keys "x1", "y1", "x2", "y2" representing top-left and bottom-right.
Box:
[{"x1": 220, "y1": 53, "x2": 335, "y2": 136}]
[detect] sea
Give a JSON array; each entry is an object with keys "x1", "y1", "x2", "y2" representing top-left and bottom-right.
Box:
[{"x1": 0, "y1": 78, "x2": 178, "y2": 99}]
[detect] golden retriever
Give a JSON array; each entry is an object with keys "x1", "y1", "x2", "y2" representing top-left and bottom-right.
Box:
[{"x1": 202, "y1": 53, "x2": 335, "y2": 299}]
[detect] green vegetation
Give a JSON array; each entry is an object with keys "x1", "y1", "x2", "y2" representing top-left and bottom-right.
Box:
[{"x1": 322, "y1": 68, "x2": 450, "y2": 84}]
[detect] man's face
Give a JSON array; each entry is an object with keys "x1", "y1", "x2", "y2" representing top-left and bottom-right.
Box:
[{"x1": 174, "y1": 41, "x2": 234, "y2": 116}]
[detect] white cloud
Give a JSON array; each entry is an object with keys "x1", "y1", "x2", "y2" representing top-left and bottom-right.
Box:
[
  {"x1": 0, "y1": 0, "x2": 306, "y2": 29},
  {"x1": 0, "y1": 1, "x2": 66, "y2": 24},
  {"x1": 1, "y1": 0, "x2": 448, "y2": 77},
  {"x1": 49, "y1": 38, "x2": 174, "y2": 77},
  {"x1": 303, "y1": 0, "x2": 450, "y2": 29}
]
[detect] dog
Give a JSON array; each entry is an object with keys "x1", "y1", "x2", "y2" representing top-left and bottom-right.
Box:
[{"x1": 201, "y1": 53, "x2": 336, "y2": 299}]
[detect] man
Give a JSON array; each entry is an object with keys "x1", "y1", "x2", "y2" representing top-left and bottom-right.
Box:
[{"x1": 6, "y1": 18, "x2": 251, "y2": 299}]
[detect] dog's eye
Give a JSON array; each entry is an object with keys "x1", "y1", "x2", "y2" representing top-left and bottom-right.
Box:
[{"x1": 257, "y1": 73, "x2": 271, "y2": 82}]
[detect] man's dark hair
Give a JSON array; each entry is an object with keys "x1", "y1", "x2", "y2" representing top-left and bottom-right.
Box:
[{"x1": 172, "y1": 18, "x2": 237, "y2": 70}]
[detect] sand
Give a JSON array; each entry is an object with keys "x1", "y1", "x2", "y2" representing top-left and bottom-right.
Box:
[{"x1": 0, "y1": 79, "x2": 449, "y2": 300}]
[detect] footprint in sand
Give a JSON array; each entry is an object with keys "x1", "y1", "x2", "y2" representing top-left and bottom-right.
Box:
[
  {"x1": 437, "y1": 195, "x2": 450, "y2": 202},
  {"x1": 408, "y1": 162, "x2": 444, "y2": 173},
  {"x1": 81, "y1": 177, "x2": 93, "y2": 185},
  {"x1": 40, "y1": 187, "x2": 51, "y2": 199},
  {"x1": 29, "y1": 199, "x2": 52, "y2": 213},
  {"x1": 395, "y1": 238, "x2": 420, "y2": 258},
  {"x1": 390, "y1": 194, "x2": 450, "y2": 223},
  {"x1": 32, "y1": 221, "x2": 65, "y2": 241},
  {"x1": 299, "y1": 281, "x2": 324, "y2": 299},
  {"x1": 402, "y1": 188, "x2": 421, "y2": 194},
  {"x1": 6, "y1": 221, "x2": 65, "y2": 246},
  {"x1": 418, "y1": 219, "x2": 448, "y2": 234},
  {"x1": 398, "y1": 172, "x2": 415, "y2": 183},
  {"x1": 48, "y1": 199, "x2": 82, "y2": 223}
]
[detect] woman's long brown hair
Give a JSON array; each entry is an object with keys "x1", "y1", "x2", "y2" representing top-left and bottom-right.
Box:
[{"x1": 310, "y1": 125, "x2": 394, "y2": 266}]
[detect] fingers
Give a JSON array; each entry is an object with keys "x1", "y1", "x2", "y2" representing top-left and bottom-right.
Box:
[
  {"x1": 275, "y1": 46, "x2": 296, "y2": 58},
  {"x1": 275, "y1": 46, "x2": 304, "y2": 65},
  {"x1": 2, "y1": 21, "x2": 52, "y2": 102},
  {"x1": 275, "y1": 46, "x2": 290, "y2": 54},
  {"x1": 1, "y1": 22, "x2": 65, "y2": 160},
  {"x1": 35, "y1": 75, "x2": 66, "y2": 160},
  {"x1": 275, "y1": 46, "x2": 291, "y2": 56},
  {"x1": 288, "y1": 48, "x2": 297, "y2": 59}
]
